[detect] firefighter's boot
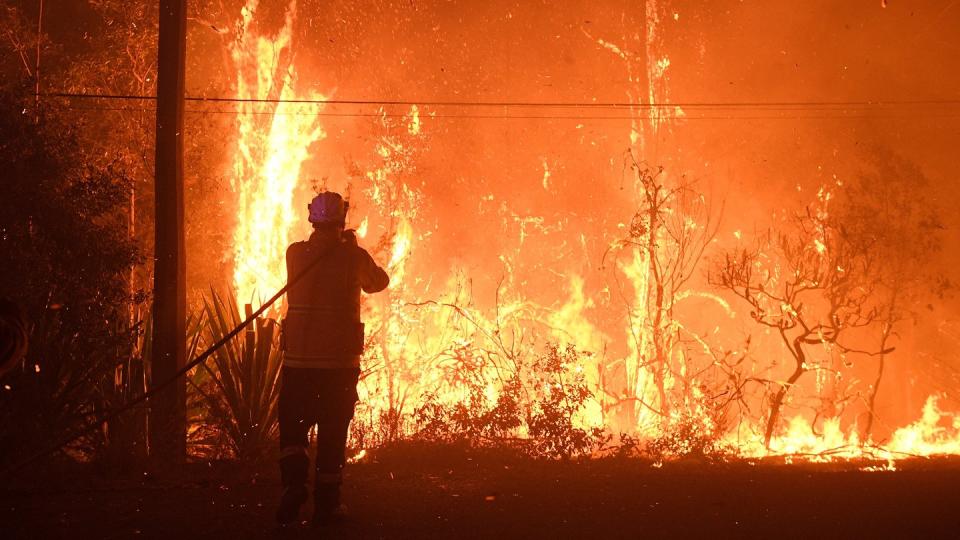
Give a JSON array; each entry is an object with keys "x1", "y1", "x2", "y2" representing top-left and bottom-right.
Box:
[
  {"x1": 312, "y1": 503, "x2": 348, "y2": 527},
  {"x1": 276, "y1": 452, "x2": 309, "y2": 525},
  {"x1": 311, "y1": 476, "x2": 344, "y2": 526}
]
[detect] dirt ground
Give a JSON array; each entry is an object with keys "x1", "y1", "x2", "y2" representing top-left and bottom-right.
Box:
[{"x1": 4, "y1": 446, "x2": 960, "y2": 539}]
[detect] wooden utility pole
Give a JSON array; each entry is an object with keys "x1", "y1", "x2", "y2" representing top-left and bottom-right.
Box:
[{"x1": 150, "y1": 0, "x2": 188, "y2": 462}]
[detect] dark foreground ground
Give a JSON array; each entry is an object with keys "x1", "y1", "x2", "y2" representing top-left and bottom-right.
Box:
[{"x1": 4, "y1": 446, "x2": 960, "y2": 539}]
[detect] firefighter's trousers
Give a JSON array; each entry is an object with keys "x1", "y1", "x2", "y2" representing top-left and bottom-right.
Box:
[{"x1": 278, "y1": 366, "x2": 360, "y2": 511}]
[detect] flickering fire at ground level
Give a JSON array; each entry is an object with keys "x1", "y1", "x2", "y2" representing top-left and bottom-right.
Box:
[{"x1": 5, "y1": 449, "x2": 960, "y2": 539}]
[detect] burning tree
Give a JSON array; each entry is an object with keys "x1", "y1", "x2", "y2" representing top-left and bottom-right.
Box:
[
  {"x1": 711, "y1": 186, "x2": 885, "y2": 449},
  {"x1": 605, "y1": 154, "x2": 721, "y2": 434},
  {"x1": 230, "y1": 0, "x2": 327, "y2": 306},
  {"x1": 832, "y1": 150, "x2": 947, "y2": 438}
]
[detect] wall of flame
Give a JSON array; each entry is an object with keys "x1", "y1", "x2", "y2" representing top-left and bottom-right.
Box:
[{"x1": 222, "y1": 0, "x2": 960, "y2": 462}]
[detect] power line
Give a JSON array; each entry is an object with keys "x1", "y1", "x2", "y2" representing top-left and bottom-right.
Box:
[
  {"x1": 40, "y1": 91, "x2": 960, "y2": 110},
  {"x1": 46, "y1": 103, "x2": 960, "y2": 122}
]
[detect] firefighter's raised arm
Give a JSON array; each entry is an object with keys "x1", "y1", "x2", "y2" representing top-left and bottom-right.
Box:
[
  {"x1": 358, "y1": 250, "x2": 389, "y2": 293},
  {"x1": 342, "y1": 229, "x2": 389, "y2": 293}
]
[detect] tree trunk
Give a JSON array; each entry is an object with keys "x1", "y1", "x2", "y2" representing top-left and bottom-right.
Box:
[
  {"x1": 763, "y1": 365, "x2": 805, "y2": 449},
  {"x1": 647, "y1": 189, "x2": 669, "y2": 419},
  {"x1": 864, "y1": 323, "x2": 893, "y2": 440},
  {"x1": 764, "y1": 335, "x2": 807, "y2": 449}
]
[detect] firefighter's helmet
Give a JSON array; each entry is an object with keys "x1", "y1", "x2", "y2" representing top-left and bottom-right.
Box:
[{"x1": 308, "y1": 192, "x2": 347, "y2": 225}]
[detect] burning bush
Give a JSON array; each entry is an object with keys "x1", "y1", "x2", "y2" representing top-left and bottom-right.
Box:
[
  {"x1": 643, "y1": 410, "x2": 731, "y2": 463},
  {"x1": 414, "y1": 375, "x2": 524, "y2": 447},
  {"x1": 525, "y1": 345, "x2": 610, "y2": 458},
  {"x1": 409, "y1": 343, "x2": 607, "y2": 459}
]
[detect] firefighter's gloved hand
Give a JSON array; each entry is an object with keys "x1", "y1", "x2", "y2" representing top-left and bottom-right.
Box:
[{"x1": 342, "y1": 229, "x2": 358, "y2": 246}]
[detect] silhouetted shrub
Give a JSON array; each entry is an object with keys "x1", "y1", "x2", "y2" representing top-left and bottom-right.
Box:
[{"x1": 0, "y1": 92, "x2": 142, "y2": 463}]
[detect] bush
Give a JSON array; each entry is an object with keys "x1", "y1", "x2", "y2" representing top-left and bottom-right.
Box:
[
  {"x1": 526, "y1": 344, "x2": 609, "y2": 459},
  {"x1": 0, "y1": 92, "x2": 141, "y2": 463},
  {"x1": 412, "y1": 343, "x2": 608, "y2": 459},
  {"x1": 189, "y1": 290, "x2": 282, "y2": 461},
  {"x1": 643, "y1": 410, "x2": 730, "y2": 462}
]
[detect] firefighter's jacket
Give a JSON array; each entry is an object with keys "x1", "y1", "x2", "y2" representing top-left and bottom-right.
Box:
[{"x1": 282, "y1": 230, "x2": 389, "y2": 369}]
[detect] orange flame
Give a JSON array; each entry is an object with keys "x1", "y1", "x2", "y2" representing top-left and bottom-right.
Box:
[
  {"x1": 222, "y1": 3, "x2": 960, "y2": 463},
  {"x1": 230, "y1": 0, "x2": 326, "y2": 306}
]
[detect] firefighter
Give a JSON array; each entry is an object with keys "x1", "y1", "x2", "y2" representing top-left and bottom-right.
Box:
[{"x1": 276, "y1": 191, "x2": 389, "y2": 526}]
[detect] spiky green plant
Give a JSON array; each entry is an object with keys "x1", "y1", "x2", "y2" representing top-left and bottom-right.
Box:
[{"x1": 191, "y1": 289, "x2": 282, "y2": 460}]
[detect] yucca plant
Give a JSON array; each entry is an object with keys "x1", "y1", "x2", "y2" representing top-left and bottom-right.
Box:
[
  {"x1": 190, "y1": 289, "x2": 282, "y2": 461},
  {"x1": 130, "y1": 304, "x2": 213, "y2": 459}
]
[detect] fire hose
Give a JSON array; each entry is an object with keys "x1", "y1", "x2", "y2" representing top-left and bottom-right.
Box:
[{"x1": 0, "y1": 251, "x2": 329, "y2": 478}]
